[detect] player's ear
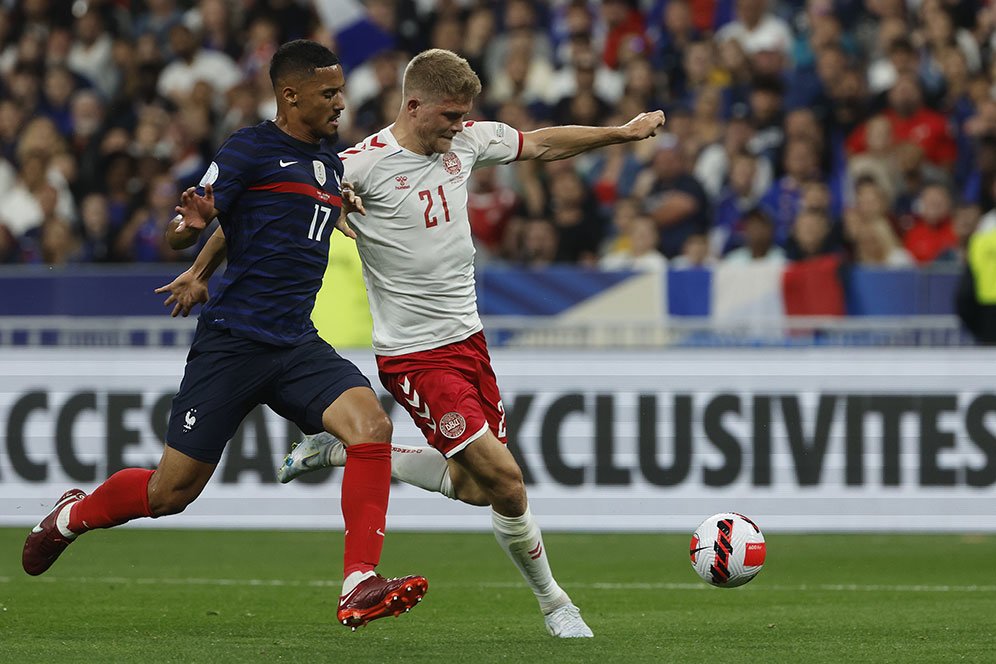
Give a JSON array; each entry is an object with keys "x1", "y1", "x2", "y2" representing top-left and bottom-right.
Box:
[
  {"x1": 282, "y1": 85, "x2": 298, "y2": 107},
  {"x1": 405, "y1": 96, "x2": 420, "y2": 116}
]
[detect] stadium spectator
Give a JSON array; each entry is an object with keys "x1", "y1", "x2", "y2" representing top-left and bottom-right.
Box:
[
  {"x1": 722, "y1": 207, "x2": 786, "y2": 264},
  {"x1": 785, "y1": 207, "x2": 840, "y2": 261},
  {"x1": 468, "y1": 167, "x2": 519, "y2": 263},
  {"x1": 517, "y1": 217, "x2": 560, "y2": 269},
  {"x1": 676, "y1": 39, "x2": 726, "y2": 107},
  {"x1": 600, "y1": 0, "x2": 649, "y2": 70},
  {"x1": 0, "y1": 150, "x2": 72, "y2": 239},
  {"x1": 670, "y1": 231, "x2": 714, "y2": 269},
  {"x1": 156, "y1": 23, "x2": 242, "y2": 105},
  {"x1": 115, "y1": 173, "x2": 182, "y2": 262},
  {"x1": 548, "y1": 166, "x2": 606, "y2": 265},
  {"x1": 852, "y1": 216, "x2": 915, "y2": 267},
  {"x1": 746, "y1": 75, "x2": 786, "y2": 166},
  {"x1": 903, "y1": 183, "x2": 959, "y2": 263},
  {"x1": 847, "y1": 73, "x2": 957, "y2": 169},
  {"x1": 585, "y1": 127, "x2": 646, "y2": 208},
  {"x1": 67, "y1": 8, "x2": 117, "y2": 98},
  {"x1": 134, "y1": 0, "x2": 185, "y2": 53},
  {"x1": 77, "y1": 192, "x2": 115, "y2": 262},
  {"x1": 599, "y1": 214, "x2": 667, "y2": 271},
  {"x1": 634, "y1": 133, "x2": 710, "y2": 258},
  {"x1": 192, "y1": 0, "x2": 242, "y2": 60},
  {"x1": 712, "y1": 150, "x2": 763, "y2": 256},
  {"x1": 759, "y1": 137, "x2": 822, "y2": 245},
  {"x1": 38, "y1": 215, "x2": 79, "y2": 266},
  {"x1": 484, "y1": 0, "x2": 553, "y2": 86},
  {"x1": 868, "y1": 35, "x2": 920, "y2": 96},
  {"x1": 715, "y1": 0, "x2": 793, "y2": 59},
  {"x1": 550, "y1": 50, "x2": 612, "y2": 126},
  {"x1": 695, "y1": 104, "x2": 773, "y2": 203}
]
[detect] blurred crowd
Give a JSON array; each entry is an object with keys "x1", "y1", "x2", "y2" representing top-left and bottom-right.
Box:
[{"x1": 1, "y1": 0, "x2": 994, "y2": 272}]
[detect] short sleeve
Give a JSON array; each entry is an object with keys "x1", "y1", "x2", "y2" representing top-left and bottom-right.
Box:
[
  {"x1": 199, "y1": 129, "x2": 257, "y2": 215},
  {"x1": 465, "y1": 121, "x2": 523, "y2": 170}
]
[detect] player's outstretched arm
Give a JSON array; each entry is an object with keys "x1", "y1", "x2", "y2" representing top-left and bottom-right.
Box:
[
  {"x1": 155, "y1": 227, "x2": 228, "y2": 317},
  {"x1": 518, "y1": 111, "x2": 666, "y2": 162},
  {"x1": 166, "y1": 184, "x2": 221, "y2": 249}
]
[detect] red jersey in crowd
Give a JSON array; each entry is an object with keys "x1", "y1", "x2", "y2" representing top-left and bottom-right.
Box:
[
  {"x1": 846, "y1": 109, "x2": 957, "y2": 166},
  {"x1": 903, "y1": 216, "x2": 958, "y2": 263}
]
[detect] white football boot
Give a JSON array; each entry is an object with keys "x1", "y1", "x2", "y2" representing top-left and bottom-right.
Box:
[
  {"x1": 544, "y1": 603, "x2": 594, "y2": 638},
  {"x1": 276, "y1": 432, "x2": 345, "y2": 483}
]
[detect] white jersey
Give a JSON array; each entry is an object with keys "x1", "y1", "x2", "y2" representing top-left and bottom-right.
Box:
[{"x1": 340, "y1": 121, "x2": 522, "y2": 356}]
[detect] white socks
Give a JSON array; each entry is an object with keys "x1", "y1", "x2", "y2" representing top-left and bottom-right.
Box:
[
  {"x1": 342, "y1": 569, "x2": 375, "y2": 596},
  {"x1": 56, "y1": 503, "x2": 78, "y2": 539},
  {"x1": 491, "y1": 505, "x2": 569, "y2": 615},
  {"x1": 389, "y1": 444, "x2": 457, "y2": 500},
  {"x1": 306, "y1": 433, "x2": 456, "y2": 499}
]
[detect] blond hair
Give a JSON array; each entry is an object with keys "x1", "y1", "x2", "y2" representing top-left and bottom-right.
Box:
[{"x1": 402, "y1": 49, "x2": 482, "y2": 102}]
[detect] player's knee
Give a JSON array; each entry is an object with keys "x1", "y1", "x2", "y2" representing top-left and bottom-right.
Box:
[
  {"x1": 148, "y1": 489, "x2": 196, "y2": 517},
  {"x1": 487, "y1": 465, "x2": 526, "y2": 512},
  {"x1": 495, "y1": 463, "x2": 525, "y2": 493},
  {"x1": 345, "y1": 410, "x2": 393, "y2": 444}
]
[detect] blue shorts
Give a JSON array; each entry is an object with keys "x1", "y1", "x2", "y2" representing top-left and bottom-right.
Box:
[{"x1": 165, "y1": 323, "x2": 371, "y2": 464}]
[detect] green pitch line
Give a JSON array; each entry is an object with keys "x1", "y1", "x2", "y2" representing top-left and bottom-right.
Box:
[{"x1": 1, "y1": 530, "x2": 994, "y2": 663}]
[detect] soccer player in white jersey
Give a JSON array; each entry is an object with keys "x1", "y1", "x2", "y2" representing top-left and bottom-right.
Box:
[{"x1": 159, "y1": 48, "x2": 664, "y2": 638}]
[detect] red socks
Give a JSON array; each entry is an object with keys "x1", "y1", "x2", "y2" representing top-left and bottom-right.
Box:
[
  {"x1": 341, "y1": 443, "x2": 391, "y2": 577},
  {"x1": 68, "y1": 468, "x2": 154, "y2": 533}
]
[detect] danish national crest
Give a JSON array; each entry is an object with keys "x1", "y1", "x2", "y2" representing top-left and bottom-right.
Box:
[{"x1": 442, "y1": 151, "x2": 461, "y2": 175}]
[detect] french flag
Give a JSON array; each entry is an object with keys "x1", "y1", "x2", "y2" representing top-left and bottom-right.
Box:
[{"x1": 313, "y1": 0, "x2": 394, "y2": 70}]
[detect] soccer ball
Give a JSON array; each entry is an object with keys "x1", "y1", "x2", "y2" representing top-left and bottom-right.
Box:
[{"x1": 689, "y1": 512, "x2": 766, "y2": 588}]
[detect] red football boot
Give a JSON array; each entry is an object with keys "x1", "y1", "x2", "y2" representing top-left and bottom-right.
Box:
[
  {"x1": 22, "y1": 489, "x2": 87, "y2": 576},
  {"x1": 337, "y1": 573, "x2": 429, "y2": 630}
]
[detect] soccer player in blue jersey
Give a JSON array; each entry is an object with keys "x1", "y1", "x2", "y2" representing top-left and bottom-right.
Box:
[{"x1": 22, "y1": 40, "x2": 427, "y2": 630}]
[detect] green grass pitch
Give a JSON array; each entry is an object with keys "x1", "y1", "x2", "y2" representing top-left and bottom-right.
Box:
[{"x1": 2, "y1": 529, "x2": 994, "y2": 663}]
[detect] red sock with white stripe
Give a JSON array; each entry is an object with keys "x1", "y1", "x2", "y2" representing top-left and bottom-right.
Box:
[
  {"x1": 491, "y1": 505, "x2": 568, "y2": 614},
  {"x1": 65, "y1": 468, "x2": 154, "y2": 536},
  {"x1": 341, "y1": 442, "x2": 391, "y2": 586}
]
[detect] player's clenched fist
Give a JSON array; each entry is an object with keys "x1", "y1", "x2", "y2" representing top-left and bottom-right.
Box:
[{"x1": 622, "y1": 110, "x2": 666, "y2": 141}]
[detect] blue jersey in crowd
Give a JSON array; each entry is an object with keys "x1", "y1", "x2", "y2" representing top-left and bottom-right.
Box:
[{"x1": 198, "y1": 121, "x2": 344, "y2": 346}]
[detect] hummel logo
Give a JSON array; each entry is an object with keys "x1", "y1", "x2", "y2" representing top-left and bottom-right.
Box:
[{"x1": 279, "y1": 160, "x2": 297, "y2": 167}]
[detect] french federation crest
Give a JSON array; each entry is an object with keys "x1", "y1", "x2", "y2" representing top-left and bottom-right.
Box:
[
  {"x1": 313, "y1": 160, "x2": 327, "y2": 186},
  {"x1": 199, "y1": 162, "x2": 219, "y2": 186}
]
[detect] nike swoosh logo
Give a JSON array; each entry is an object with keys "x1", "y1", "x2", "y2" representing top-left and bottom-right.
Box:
[
  {"x1": 280, "y1": 160, "x2": 297, "y2": 167},
  {"x1": 375, "y1": 528, "x2": 385, "y2": 537},
  {"x1": 690, "y1": 546, "x2": 710, "y2": 553},
  {"x1": 339, "y1": 587, "x2": 359, "y2": 608},
  {"x1": 31, "y1": 525, "x2": 43, "y2": 533}
]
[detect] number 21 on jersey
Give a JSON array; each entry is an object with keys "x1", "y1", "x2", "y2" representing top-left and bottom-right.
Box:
[{"x1": 418, "y1": 185, "x2": 450, "y2": 228}]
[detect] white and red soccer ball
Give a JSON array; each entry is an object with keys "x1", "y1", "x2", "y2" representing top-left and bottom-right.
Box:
[{"x1": 690, "y1": 512, "x2": 766, "y2": 588}]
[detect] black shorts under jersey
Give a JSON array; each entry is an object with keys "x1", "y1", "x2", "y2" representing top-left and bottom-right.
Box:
[{"x1": 165, "y1": 322, "x2": 370, "y2": 464}]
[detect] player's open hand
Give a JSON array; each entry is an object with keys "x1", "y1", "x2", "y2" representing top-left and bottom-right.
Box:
[
  {"x1": 622, "y1": 111, "x2": 666, "y2": 141},
  {"x1": 154, "y1": 268, "x2": 210, "y2": 317},
  {"x1": 337, "y1": 181, "x2": 363, "y2": 239},
  {"x1": 174, "y1": 184, "x2": 215, "y2": 232}
]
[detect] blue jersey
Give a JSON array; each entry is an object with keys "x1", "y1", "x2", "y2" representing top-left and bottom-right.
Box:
[{"x1": 198, "y1": 121, "x2": 343, "y2": 346}]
